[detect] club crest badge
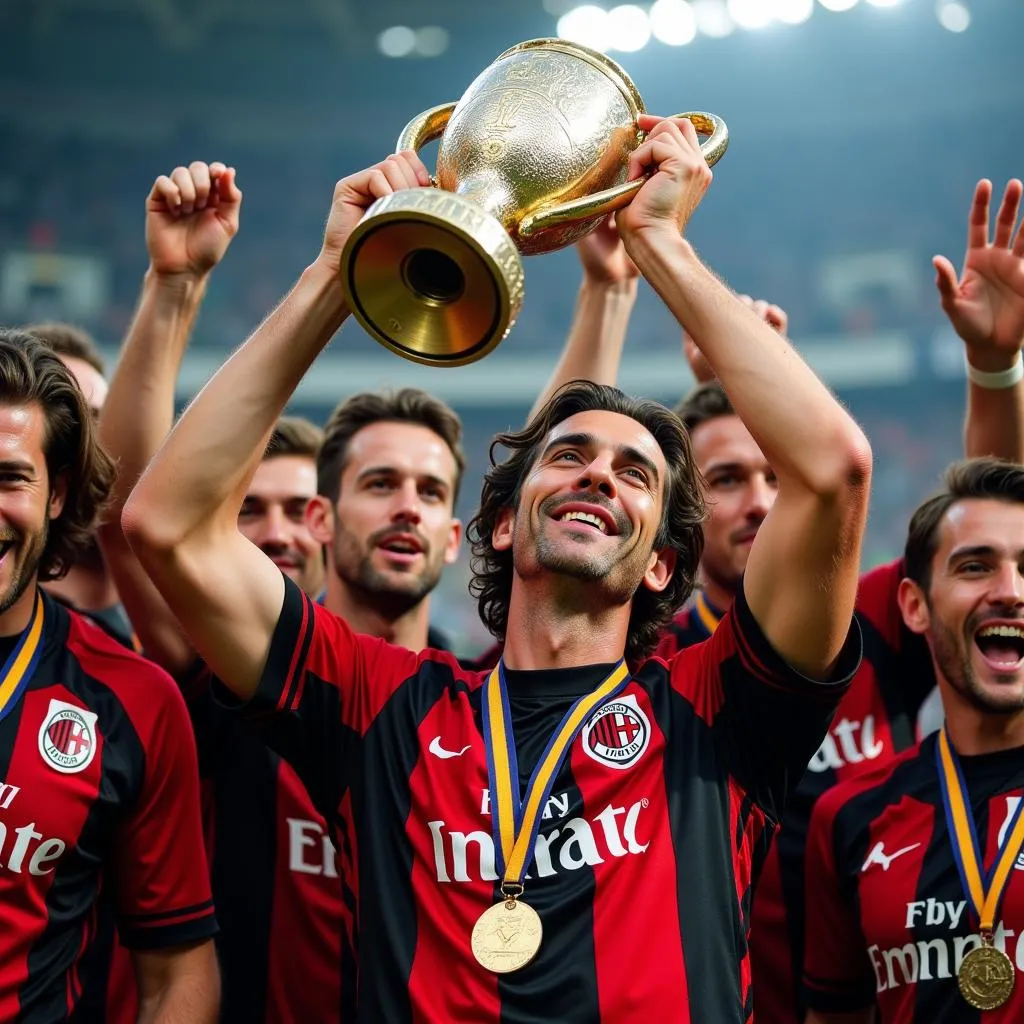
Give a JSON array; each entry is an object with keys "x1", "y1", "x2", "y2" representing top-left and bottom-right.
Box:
[
  {"x1": 582, "y1": 694, "x2": 650, "y2": 770},
  {"x1": 38, "y1": 700, "x2": 98, "y2": 774}
]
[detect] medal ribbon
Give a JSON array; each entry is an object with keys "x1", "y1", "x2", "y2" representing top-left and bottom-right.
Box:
[
  {"x1": 937, "y1": 726, "x2": 1024, "y2": 937},
  {"x1": 482, "y1": 659, "x2": 630, "y2": 887},
  {"x1": 693, "y1": 591, "x2": 722, "y2": 638},
  {"x1": 0, "y1": 592, "x2": 45, "y2": 723}
]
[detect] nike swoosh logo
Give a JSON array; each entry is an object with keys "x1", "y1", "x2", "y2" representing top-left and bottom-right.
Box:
[
  {"x1": 862, "y1": 841, "x2": 921, "y2": 872},
  {"x1": 428, "y1": 736, "x2": 472, "y2": 760}
]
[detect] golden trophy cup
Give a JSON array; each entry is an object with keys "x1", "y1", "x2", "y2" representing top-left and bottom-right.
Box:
[{"x1": 339, "y1": 37, "x2": 729, "y2": 366}]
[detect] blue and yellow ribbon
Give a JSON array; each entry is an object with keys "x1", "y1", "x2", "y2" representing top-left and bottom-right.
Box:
[
  {"x1": 937, "y1": 726, "x2": 1024, "y2": 936},
  {"x1": 693, "y1": 591, "x2": 723, "y2": 638},
  {"x1": 482, "y1": 659, "x2": 630, "y2": 888},
  {"x1": 0, "y1": 592, "x2": 45, "y2": 723}
]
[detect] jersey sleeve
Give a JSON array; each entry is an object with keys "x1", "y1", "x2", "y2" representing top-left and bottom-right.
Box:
[
  {"x1": 217, "y1": 576, "x2": 432, "y2": 823},
  {"x1": 113, "y1": 666, "x2": 218, "y2": 950},
  {"x1": 670, "y1": 583, "x2": 861, "y2": 820},
  {"x1": 801, "y1": 786, "x2": 877, "y2": 1013}
]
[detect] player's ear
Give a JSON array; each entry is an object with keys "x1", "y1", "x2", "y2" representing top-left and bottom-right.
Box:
[
  {"x1": 444, "y1": 518, "x2": 462, "y2": 565},
  {"x1": 642, "y1": 545, "x2": 676, "y2": 594},
  {"x1": 306, "y1": 496, "x2": 334, "y2": 546},
  {"x1": 492, "y1": 507, "x2": 514, "y2": 552},
  {"x1": 48, "y1": 472, "x2": 68, "y2": 521},
  {"x1": 898, "y1": 577, "x2": 930, "y2": 635}
]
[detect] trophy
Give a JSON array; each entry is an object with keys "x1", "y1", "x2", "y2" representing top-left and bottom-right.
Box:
[{"x1": 339, "y1": 38, "x2": 728, "y2": 366}]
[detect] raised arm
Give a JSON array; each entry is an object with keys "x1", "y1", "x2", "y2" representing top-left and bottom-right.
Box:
[
  {"x1": 123, "y1": 152, "x2": 431, "y2": 699},
  {"x1": 98, "y1": 161, "x2": 240, "y2": 676},
  {"x1": 619, "y1": 115, "x2": 871, "y2": 679},
  {"x1": 935, "y1": 178, "x2": 1024, "y2": 461},
  {"x1": 682, "y1": 294, "x2": 787, "y2": 384},
  {"x1": 528, "y1": 217, "x2": 638, "y2": 421}
]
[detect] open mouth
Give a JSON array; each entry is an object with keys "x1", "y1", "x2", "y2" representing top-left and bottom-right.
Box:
[
  {"x1": 975, "y1": 624, "x2": 1024, "y2": 671},
  {"x1": 378, "y1": 535, "x2": 423, "y2": 556},
  {"x1": 552, "y1": 504, "x2": 617, "y2": 536}
]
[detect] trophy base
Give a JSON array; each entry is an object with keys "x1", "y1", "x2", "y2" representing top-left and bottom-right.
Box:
[{"x1": 340, "y1": 190, "x2": 525, "y2": 367}]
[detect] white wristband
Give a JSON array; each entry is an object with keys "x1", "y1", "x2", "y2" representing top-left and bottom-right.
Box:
[{"x1": 967, "y1": 353, "x2": 1024, "y2": 389}]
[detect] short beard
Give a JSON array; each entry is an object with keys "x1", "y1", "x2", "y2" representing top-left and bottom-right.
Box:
[
  {"x1": 932, "y1": 613, "x2": 1024, "y2": 716},
  {"x1": 0, "y1": 522, "x2": 48, "y2": 617}
]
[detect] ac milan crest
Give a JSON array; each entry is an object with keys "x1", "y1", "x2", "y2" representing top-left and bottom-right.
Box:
[
  {"x1": 38, "y1": 700, "x2": 98, "y2": 774},
  {"x1": 582, "y1": 695, "x2": 650, "y2": 770}
]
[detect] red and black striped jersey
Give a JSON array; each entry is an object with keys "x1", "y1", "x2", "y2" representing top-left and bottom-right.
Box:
[
  {"x1": 652, "y1": 561, "x2": 936, "y2": 1024},
  {"x1": 230, "y1": 575, "x2": 859, "y2": 1023},
  {"x1": 803, "y1": 734, "x2": 1024, "y2": 1023},
  {"x1": 0, "y1": 591, "x2": 216, "y2": 1023},
  {"x1": 653, "y1": 590, "x2": 724, "y2": 658},
  {"x1": 183, "y1": 667, "x2": 349, "y2": 1023}
]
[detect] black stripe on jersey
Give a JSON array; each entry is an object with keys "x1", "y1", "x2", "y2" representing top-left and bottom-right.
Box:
[
  {"x1": 347, "y1": 660, "x2": 475, "y2": 1023},
  {"x1": 660, "y1": 682, "x2": 746, "y2": 1023},
  {"x1": 211, "y1": 731, "x2": 279, "y2": 1024},
  {"x1": 333, "y1": 801, "x2": 359, "y2": 1021},
  {"x1": 496, "y1": 695, "x2": 600, "y2": 1024},
  {"x1": 774, "y1": 813, "x2": 813, "y2": 1021}
]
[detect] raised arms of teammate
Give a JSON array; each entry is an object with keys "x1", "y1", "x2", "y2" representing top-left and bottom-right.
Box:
[
  {"x1": 938, "y1": 178, "x2": 1024, "y2": 462},
  {"x1": 618, "y1": 115, "x2": 872, "y2": 679},
  {"x1": 98, "y1": 161, "x2": 240, "y2": 677},
  {"x1": 123, "y1": 152, "x2": 430, "y2": 700}
]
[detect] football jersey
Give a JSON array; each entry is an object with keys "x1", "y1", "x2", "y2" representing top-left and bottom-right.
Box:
[
  {"x1": 0, "y1": 591, "x2": 216, "y2": 1022},
  {"x1": 226, "y1": 575, "x2": 860, "y2": 1023},
  {"x1": 803, "y1": 734, "x2": 1024, "y2": 1023}
]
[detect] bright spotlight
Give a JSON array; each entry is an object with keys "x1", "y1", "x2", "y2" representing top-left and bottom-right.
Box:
[
  {"x1": 693, "y1": 0, "x2": 736, "y2": 36},
  {"x1": 606, "y1": 5, "x2": 652, "y2": 51},
  {"x1": 377, "y1": 25, "x2": 416, "y2": 58},
  {"x1": 650, "y1": 0, "x2": 698, "y2": 45},
  {"x1": 865, "y1": 0, "x2": 900, "y2": 7},
  {"x1": 414, "y1": 27, "x2": 449, "y2": 57},
  {"x1": 727, "y1": 0, "x2": 773, "y2": 29},
  {"x1": 556, "y1": 5, "x2": 612, "y2": 51},
  {"x1": 937, "y1": 0, "x2": 970, "y2": 31},
  {"x1": 818, "y1": 0, "x2": 859, "y2": 11},
  {"x1": 772, "y1": 0, "x2": 815, "y2": 23}
]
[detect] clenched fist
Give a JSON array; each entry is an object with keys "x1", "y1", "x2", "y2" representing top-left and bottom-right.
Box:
[{"x1": 147, "y1": 161, "x2": 242, "y2": 279}]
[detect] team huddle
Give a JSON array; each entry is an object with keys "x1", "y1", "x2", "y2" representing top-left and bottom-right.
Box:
[{"x1": 1, "y1": 117, "x2": 1023, "y2": 1023}]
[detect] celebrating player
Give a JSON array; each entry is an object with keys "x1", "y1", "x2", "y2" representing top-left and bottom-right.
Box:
[
  {"x1": 124, "y1": 118, "x2": 871, "y2": 1021},
  {"x1": 803, "y1": 458, "x2": 1024, "y2": 1023},
  {"x1": 98, "y1": 161, "x2": 466, "y2": 1022},
  {"x1": 0, "y1": 330, "x2": 218, "y2": 1022}
]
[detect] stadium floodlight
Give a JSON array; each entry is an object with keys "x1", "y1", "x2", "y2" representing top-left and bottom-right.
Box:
[
  {"x1": 378, "y1": 25, "x2": 417, "y2": 57},
  {"x1": 727, "y1": 0, "x2": 774, "y2": 29},
  {"x1": 606, "y1": 5, "x2": 652, "y2": 51},
  {"x1": 556, "y1": 5, "x2": 612, "y2": 51},
  {"x1": 937, "y1": 0, "x2": 970, "y2": 31},
  {"x1": 772, "y1": 0, "x2": 815, "y2": 23},
  {"x1": 414, "y1": 27, "x2": 450, "y2": 57},
  {"x1": 692, "y1": 0, "x2": 736, "y2": 37},
  {"x1": 865, "y1": 0, "x2": 901, "y2": 7},
  {"x1": 650, "y1": 0, "x2": 698, "y2": 45},
  {"x1": 817, "y1": 0, "x2": 859, "y2": 11}
]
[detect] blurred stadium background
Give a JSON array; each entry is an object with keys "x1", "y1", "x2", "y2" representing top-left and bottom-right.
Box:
[{"x1": 1, "y1": 0, "x2": 1021, "y2": 652}]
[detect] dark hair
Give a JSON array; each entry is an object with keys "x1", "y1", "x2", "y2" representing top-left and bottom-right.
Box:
[
  {"x1": 21, "y1": 322, "x2": 106, "y2": 377},
  {"x1": 673, "y1": 381, "x2": 735, "y2": 436},
  {"x1": 317, "y1": 388, "x2": 466, "y2": 506},
  {"x1": 468, "y1": 381, "x2": 706, "y2": 661},
  {"x1": 905, "y1": 458, "x2": 1024, "y2": 592},
  {"x1": 0, "y1": 329, "x2": 116, "y2": 580},
  {"x1": 265, "y1": 416, "x2": 323, "y2": 461}
]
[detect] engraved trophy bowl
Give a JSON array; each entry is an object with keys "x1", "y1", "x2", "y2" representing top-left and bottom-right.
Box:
[{"x1": 339, "y1": 38, "x2": 728, "y2": 366}]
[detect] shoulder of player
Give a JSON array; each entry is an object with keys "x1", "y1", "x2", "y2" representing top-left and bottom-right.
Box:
[
  {"x1": 814, "y1": 739, "x2": 929, "y2": 833},
  {"x1": 64, "y1": 608, "x2": 185, "y2": 708}
]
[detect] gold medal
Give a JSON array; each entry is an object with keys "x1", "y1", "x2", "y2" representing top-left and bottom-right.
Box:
[
  {"x1": 957, "y1": 941, "x2": 1015, "y2": 1010},
  {"x1": 471, "y1": 896, "x2": 543, "y2": 974},
  {"x1": 475, "y1": 659, "x2": 630, "y2": 971}
]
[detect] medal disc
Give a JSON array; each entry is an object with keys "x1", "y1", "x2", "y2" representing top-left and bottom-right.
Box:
[
  {"x1": 471, "y1": 899, "x2": 543, "y2": 974},
  {"x1": 958, "y1": 942, "x2": 1015, "y2": 1010}
]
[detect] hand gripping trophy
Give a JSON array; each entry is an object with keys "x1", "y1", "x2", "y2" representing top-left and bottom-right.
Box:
[{"x1": 339, "y1": 37, "x2": 728, "y2": 366}]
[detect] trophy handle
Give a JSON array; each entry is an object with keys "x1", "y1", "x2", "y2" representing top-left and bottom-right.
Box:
[
  {"x1": 396, "y1": 102, "x2": 459, "y2": 155},
  {"x1": 519, "y1": 111, "x2": 728, "y2": 239}
]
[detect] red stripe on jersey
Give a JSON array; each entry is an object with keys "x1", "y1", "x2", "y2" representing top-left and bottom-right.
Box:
[
  {"x1": 0, "y1": 688, "x2": 103, "y2": 1020},
  {"x1": 265, "y1": 762, "x2": 343, "y2": 1023},
  {"x1": 855, "y1": 560, "x2": 906, "y2": 650},
  {"x1": 406, "y1": 687, "x2": 501, "y2": 1024},
  {"x1": 570, "y1": 684, "x2": 689, "y2": 1020},
  {"x1": 278, "y1": 593, "x2": 311, "y2": 712}
]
